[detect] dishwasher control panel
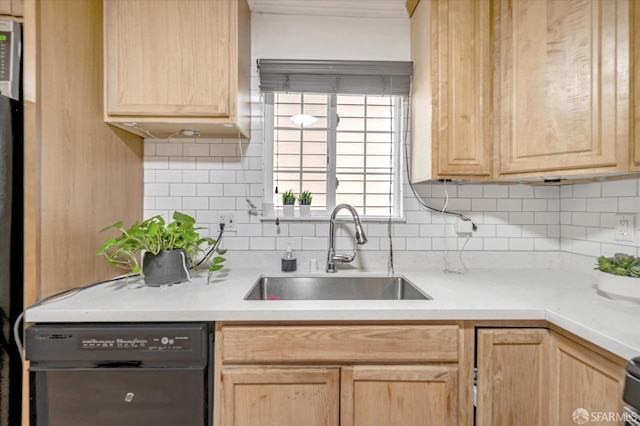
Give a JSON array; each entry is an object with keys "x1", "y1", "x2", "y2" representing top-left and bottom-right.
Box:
[
  {"x1": 80, "y1": 333, "x2": 193, "y2": 351},
  {"x1": 26, "y1": 323, "x2": 209, "y2": 363}
]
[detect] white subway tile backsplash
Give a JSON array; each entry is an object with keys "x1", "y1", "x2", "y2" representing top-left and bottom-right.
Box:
[
  {"x1": 534, "y1": 186, "x2": 560, "y2": 198},
  {"x1": 483, "y1": 238, "x2": 508, "y2": 251},
  {"x1": 523, "y1": 199, "x2": 547, "y2": 211},
  {"x1": 534, "y1": 238, "x2": 559, "y2": 251},
  {"x1": 143, "y1": 111, "x2": 640, "y2": 261},
  {"x1": 602, "y1": 179, "x2": 638, "y2": 197},
  {"x1": 145, "y1": 183, "x2": 169, "y2": 197},
  {"x1": 534, "y1": 212, "x2": 559, "y2": 225},
  {"x1": 457, "y1": 185, "x2": 483, "y2": 198},
  {"x1": 209, "y1": 196, "x2": 237, "y2": 211},
  {"x1": 572, "y1": 212, "x2": 600, "y2": 227},
  {"x1": 196, "y1": 157, "x2": 223, "y2": 170},
  {"x1": 509, "y1": 185, "x2": 534, "y2": 199},
  {"x1": 155, "y1": 143, "x2": 183, "y2": 156},
  {"x1": 183, "y1": 197, "x2": 209, "y2": 210},
  {"x1": 586, "y1": 197, "x2": 618, "y2": 212},
  {"x1": 183, "y1": 143, "x2": 210, "y2": 157},
  {"x1": 145, "y1": 156, "x2": 169, "y2": 169},
  {"x1": 406, "y1": 237, "x2": 431, "y2": 251},
  {"x1": 619, "y1": 197, "x2": 640, "y2": 213},
  {"x1": 169, "y1": 157, "x2": 196, "y2": 170},
  {"x1": 290, "y1": 223, "x2": 316, "y2": 236},
  {"x1": 196, "y1": 184, "x2": 224, "y2": 197},
  {"x1": 170, "y1": 183, "x2": 197, "y2": 197},
  {"x1": 509, "y1": 238, "x2": 534, "y2": 251},
  {"x1": 483, "y1": 185, "x2": 509, "y2": 198},
  {"x1": 301, "y1": 237, "x2": 326, "y2": 250},
  {"x1": 472, "y1": 198, "x2": 497, "y2": 211},
  {"x1": 498, "y1": 199, "x2": 522, "y2": 212},
  {"x1": 181, "y1": 170, "x2": 209, "y2": 183},
  {"x1": 573, "y1": 182, "x2": 601, "y2": 198},
  {"x1": 496, "y1": 224, "x2": 522, "y2": 238},
  {"x1": 249, "y1": 237, "x2": 276, "y2": 251},
  {"x1": 210, "y1": 143, "x2": 238, "y2": 157},
  {"x1": 155, "y1": 197, "x2": 182, "y2": 210},
  {"x1": 560, "y1": 197, "x2": 586, "y2": 212},
  {"x1": 509, "y1": 212, "x2": 533, "y2": 225}
]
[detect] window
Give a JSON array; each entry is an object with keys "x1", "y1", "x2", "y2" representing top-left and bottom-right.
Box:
[
  {"x1": 264, "y1": 92, "x2": 403, "y2": 218},
  {"x1": 259, "y1": 59, "x2": 411, "y2": 219}
]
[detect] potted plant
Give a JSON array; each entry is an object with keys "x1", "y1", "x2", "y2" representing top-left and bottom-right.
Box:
[
  {"x1": 298, "y1": 190, "x2": 312, "y2": 217},
  {"x1": 595, "y1": 253, "x2": 640, "y2": 302},
  {"x1": 97, "y1": 211, "x2": 226, "y2": 286},
  {"x1": 282, "y1": 189, "x2": 296, "y2": 216}
]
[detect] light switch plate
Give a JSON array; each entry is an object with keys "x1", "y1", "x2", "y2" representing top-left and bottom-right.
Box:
[{"x1": 614, "y1": 214, "x2": 635, "y2": 242}]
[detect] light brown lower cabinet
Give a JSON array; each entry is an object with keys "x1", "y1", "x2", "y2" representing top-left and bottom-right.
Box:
[
  {"x1": 217, "y1": 323, "x2": 627, "y2": 426},
  {"x1": 216, "y1": 323, "x2": 464, "y2": 425},
  {"x1": 342, "y1": 366, "x2": 458, "y2": 426},
  {"x1": 476, "y1": 328, "x2": 549, "y2": 426},
  {"x1": 220, "y1": 367, "x2": 340, "y2": 426},
  {"x1": 220, "y1": 364, "x2": 458, "y2": 426},
  {"x1": 476, "y1": 328, "x2": 627, "y2": 426},
  {"x1": 549, "y1": 333, "x2": 626, "y2": 425}
]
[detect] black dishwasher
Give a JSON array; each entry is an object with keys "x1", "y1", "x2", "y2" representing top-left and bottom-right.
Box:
[{"x1": 26, "y1": 323, "x2": 212, "y2": 426}]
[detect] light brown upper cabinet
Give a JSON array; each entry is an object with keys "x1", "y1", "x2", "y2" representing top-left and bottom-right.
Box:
[
  {"x1": 104, "y1": 0, "x2": 251, "y2": 139},
  {"x1": 0, "y1": 0, "x2": 23, "y2": 17},
  {"x1": 410, "y1": 0, "x2": 492, "y2": 182},
  {"x1": 494, "y1": 0, "x2": 630, "y2": 179}
]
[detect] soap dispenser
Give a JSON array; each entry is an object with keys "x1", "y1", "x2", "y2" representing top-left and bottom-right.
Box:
[{"x1": 281, "y1": 241, "x2": 297, "y2": 272}]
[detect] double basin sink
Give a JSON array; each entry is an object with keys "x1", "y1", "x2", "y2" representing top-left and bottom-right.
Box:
[{"x1": 244, "y1": 275, "x2": 432, "y2": 301}]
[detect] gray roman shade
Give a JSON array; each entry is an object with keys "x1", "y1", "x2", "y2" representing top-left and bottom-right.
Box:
[{"x1": 257, "y1": 59, "x2": 413, "y2": 96}]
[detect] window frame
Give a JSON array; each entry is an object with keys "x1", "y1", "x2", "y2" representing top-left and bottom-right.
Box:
[{"x1": 263, "y1": 92, "x2": 404, "y2": 220}]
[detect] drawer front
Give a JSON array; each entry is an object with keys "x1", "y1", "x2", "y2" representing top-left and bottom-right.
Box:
[{"x1": 221, "y1": 324, "x2": 459, "y2": 363}]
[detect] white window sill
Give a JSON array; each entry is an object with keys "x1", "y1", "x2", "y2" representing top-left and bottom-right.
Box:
[{"x1": 259, "y1": 215, "x2": 406, "y2": 223}]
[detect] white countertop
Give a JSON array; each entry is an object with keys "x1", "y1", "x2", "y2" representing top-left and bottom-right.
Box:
[{"x1": 25, "y1": 267, "x2": 640, "y2": 360}]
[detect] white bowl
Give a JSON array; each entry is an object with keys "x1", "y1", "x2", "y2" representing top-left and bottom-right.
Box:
[{"x1": 597, "y1": 271, "x2": 640, "y2": 303}]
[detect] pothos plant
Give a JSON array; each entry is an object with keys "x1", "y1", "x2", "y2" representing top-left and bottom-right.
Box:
[
  {"x1": 97, "y1": 211, "x2": 227, "y2": 283},
  {"x1": 596, "y1": 253, "x2": 640, "y2": 278}
]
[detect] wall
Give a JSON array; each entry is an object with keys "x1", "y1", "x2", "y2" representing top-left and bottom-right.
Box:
[{"x1": 143, "y1": 12, "x2": 640, "y2": 268}]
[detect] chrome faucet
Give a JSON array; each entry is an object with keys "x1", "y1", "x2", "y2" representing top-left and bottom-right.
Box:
[{"x1": 326, "y1": 204, "x2": 368, "y2": 273}]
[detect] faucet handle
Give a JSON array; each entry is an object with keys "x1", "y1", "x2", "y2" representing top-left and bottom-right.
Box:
[{"x1": 332, "y1": 252, "x2": 356, "y2": 264}]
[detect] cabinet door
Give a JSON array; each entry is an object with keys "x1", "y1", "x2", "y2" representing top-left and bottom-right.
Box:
[
  {"x1": 105, "y1": 0, "x2": 232, "y2": 117},
  {"x1": 476, "y1": 328, "x2": 549, "y2": 426},
  {"x1": 410, "y1": 0, "x2": 491, "y2": 182},
  {"x1": 495, "y1": 0, "x2": 629, "y2": 176},
  {"x1": 220, "y1": 367, "x2": 339, "y2": 426},
  {"x1": 341, "y1": 365, "x2": 458, "y2": 426},
  {"x1": 549, "y1": 333, "x2": 626, "y2": 425}
]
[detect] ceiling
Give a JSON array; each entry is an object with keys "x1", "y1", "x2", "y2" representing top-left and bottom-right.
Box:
[{"x1": 247, "y1": 0, "x2": 409, "y2": 19}]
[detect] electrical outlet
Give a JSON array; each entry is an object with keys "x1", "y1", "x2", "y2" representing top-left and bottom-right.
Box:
[
  {"x1": 218, "y1": 211, "x2": 237, "y2": 232},
  {"x1": 455, "y1": 219, "x2": 474, "y2": 236},
  {"x1": 614, "y1": 214, "x2": 635, "y2": 242}
]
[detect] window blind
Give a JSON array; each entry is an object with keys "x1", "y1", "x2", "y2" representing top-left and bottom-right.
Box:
[{"x1": 258, "y1": 59, "x2": 413, "y2": 96}]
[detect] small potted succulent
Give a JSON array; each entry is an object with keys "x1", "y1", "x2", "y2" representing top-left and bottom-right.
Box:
[
  {"x1": 282, "y1": 189, "x2": 296, "y2": 217},
  {"x1": 298, "y1": 190, "x2": 312, "y2": 217},
  {"x1": 97, "y1": 211, "x2": 226, "y2": 286},
  {"x1": 595, "y1": 253, "x2": 640, "y2": 302}
]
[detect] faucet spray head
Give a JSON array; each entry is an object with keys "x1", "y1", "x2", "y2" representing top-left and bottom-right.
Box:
[{"x1": 355, "y1": 223, "x2": 368, "y2": 245}]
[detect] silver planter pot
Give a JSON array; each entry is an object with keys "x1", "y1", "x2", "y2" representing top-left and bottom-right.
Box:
[{"x1": 142, "y1": 248, "x2": 190, "y2": 286}]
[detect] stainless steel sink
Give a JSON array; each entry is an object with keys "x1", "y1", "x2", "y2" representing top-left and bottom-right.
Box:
[{"x1": 244, "y1": 275, "x2": 432, "y2": 301}]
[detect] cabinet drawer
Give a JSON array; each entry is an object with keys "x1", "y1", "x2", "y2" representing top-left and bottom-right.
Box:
[{"x1": 220, "y1": 324, "x2": 459, "y2": 363}]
